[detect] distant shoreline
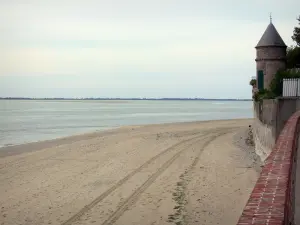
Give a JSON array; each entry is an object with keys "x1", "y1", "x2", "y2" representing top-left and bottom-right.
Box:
[{"x1": 0, "y1": 97, "x2": 252, "y2": 101}]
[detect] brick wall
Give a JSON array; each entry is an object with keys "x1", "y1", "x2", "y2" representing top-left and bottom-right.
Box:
[
  {"x1": 256, "y1": 60, "x2": 286, "y2": 90},
  {"x1": 265, "y1": 61, "x2": 286, "y2": 89},
  {"x1": 237, "y1": 111, "x2": 300, "y2": 224},
  {"x1": 256, "y1": 46, "x2": 286, "y2": 90},
  {"x1": 256, "y1": 47, "x2": 286, "y2": 60}
]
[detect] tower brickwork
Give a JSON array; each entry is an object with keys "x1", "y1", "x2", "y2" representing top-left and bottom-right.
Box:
[{"x1": 255, "y1": 21, "x2": 287, "y2": 90}]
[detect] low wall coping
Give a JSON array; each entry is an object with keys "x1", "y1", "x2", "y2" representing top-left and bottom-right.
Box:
[
  {"x1": 277, "y1": 97, "x2": 300, "y2": 100},
  {"x1": 237, "y1": 111, "x2": 300, "y2": 224}
]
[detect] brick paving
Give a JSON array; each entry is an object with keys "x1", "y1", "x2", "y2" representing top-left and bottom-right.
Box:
[{"x1": 237, "y1": 111, "x2": 300, "y2": 224}]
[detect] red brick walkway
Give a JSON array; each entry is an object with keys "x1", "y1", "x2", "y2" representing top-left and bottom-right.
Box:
[
  {"x1": 237, "y1": 111, "x2": 300, "y2": 225},
  {"x1": 295, "y1": 138, "x2": 300, "y2": 224}
]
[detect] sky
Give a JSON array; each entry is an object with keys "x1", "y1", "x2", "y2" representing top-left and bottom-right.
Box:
[{"x1": 0, "y1": 0, "x2": 299, "y2": 99}]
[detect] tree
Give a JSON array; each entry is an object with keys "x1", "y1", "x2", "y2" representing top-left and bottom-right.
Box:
[
  {"x1": 292, "y1": 15, "x2": 300, "y2": 46},
  {"x1": 286, "y1": 46, "x2": 300, "y2": 68}
]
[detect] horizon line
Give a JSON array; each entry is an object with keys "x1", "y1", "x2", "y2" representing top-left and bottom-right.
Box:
[{"x1": 0, "y1": 97, "x2": 252, "y2": 101}]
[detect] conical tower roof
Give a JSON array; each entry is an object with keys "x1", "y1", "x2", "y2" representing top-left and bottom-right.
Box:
[{"x1": 256, "y1": 22, "x2": 287, "y2": 48}]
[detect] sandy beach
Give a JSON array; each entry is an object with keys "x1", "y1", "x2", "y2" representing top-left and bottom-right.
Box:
[{"x1": 0, "y1": 119, "x2": 260, "y2": 225}]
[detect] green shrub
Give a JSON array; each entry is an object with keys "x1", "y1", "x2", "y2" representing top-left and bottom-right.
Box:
[
  {"x1": 269, "y1": 70, "x2": 300, "y2": 96},
  {"x1": 253, "y1": 89, "x2": 276, "y2": 102},
  {"x1": 253, "y1": 70, "x2": 300, "y2": 101},
  {"x1": 249, "y1": 79, "x2": 256, "y2": 86}
]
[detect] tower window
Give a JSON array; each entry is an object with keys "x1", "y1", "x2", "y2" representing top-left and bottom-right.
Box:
[{"x1": 257, "y1": 70, "x2": 264, "y2": 90}]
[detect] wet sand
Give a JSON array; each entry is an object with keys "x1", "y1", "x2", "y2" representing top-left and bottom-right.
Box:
[{"x1": 0, "y1": 119, "x2": 260, "y2": 225}]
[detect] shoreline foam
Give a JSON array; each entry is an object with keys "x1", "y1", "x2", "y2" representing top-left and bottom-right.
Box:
[{"x1": 0, "y1": 118, "x2": 252, "y2": 157}]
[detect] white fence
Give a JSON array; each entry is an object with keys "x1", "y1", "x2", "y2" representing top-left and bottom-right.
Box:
[
  {"x1": 282, "y1": 78, "x2": 300, "y2": 97},
  {"x1": 287, "y1": 68, "x2": 300, "y2": 73}
]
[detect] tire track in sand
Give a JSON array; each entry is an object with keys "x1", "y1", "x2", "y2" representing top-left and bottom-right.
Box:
[
  {"x1": 100, "y1": 129, "x2": 232, "y2": 225},
  {"x1": 168, "y1": 130, "x2": 235, "y2": 224},
  {"x1": 60, "y1": 132, "x2": 209, "y2": 225}
]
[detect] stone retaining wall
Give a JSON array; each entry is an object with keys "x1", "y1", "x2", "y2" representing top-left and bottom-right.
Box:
[
  {"x1": 252, "y1": 100, "x2": 277, "y2": 162},
  {"x1": 252, "y1": 119, "x2": 275, "y2": 162}
]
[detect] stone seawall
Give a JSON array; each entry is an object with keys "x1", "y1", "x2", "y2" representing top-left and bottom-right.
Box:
[
  {"x1": 252, "y1": 119, "x2": 275, "y2": 162},
  {"x1": 252, "y1": 100, "x2": 277, "y2": 162}
]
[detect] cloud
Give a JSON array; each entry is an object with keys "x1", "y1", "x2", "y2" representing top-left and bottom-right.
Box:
[
  {"x1": 1, "y1": 18, "x2": 265, "y2": 75},
  {"x1": 0, "y1": 0, "x2": 299, "y2": 98}
]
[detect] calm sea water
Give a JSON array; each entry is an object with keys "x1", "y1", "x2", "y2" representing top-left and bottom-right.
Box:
[{"x1": 0, "y1": 100, "x2": 253, "y2": 148}]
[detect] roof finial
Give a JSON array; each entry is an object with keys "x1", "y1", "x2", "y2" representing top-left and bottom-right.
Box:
[{"x1": 270, "y1": 13, "x2": 272, "y2": 23}]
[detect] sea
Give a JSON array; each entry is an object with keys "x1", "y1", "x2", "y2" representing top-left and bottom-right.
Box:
[{"x1": 0, "y1": 100, "x2": 253, "y2": 148}]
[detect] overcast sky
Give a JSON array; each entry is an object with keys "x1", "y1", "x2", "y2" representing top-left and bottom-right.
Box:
[{"x1": 0, "y1": 0, "x2": 299, "y2": 99}]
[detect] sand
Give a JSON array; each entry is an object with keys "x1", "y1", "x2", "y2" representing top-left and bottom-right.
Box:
[{"x1": 0, "y1": 119, "x2": 260, "y2": 225}]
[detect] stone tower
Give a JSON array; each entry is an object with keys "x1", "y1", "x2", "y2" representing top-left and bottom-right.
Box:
[{"x1": 255, "y1": 20, "x2": 287, "y2": 90}]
